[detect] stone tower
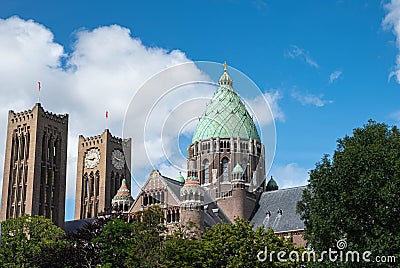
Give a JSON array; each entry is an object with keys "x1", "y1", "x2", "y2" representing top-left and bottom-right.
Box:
[
  {"x1": 180, "y1": 160, "x2": 204, "y2": 234},
  {"x1": 0, "y1": 103, "x2": 68, "y2": 227},
  {"x1": 187, "y1": 65, "x2": 265, "y2": 222},
  {"x1": 74, "y1": 129, "x2": 131, "y2": 219}
]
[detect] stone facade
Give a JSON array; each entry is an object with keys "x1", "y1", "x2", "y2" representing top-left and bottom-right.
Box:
[
  {"x1": 0, "y1": 103, "x2": 68, "y2": 227},
  {"x1": 74, "y1": 129, "x2": 131, "y2": 219},
  {"x1": 277, "y1": 231, "x2": 307, "y2": 247},
  {"x1": 129, "y1": 170, "x2": 183, "y2": 226}
]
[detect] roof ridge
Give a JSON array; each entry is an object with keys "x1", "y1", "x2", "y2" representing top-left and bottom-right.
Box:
[{"x1": 263, "y1": 185, "x2": 307, "y2": 193}]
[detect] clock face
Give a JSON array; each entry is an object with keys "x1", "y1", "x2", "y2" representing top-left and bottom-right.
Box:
[
  {"x1": 85, "y1": 148, "x2": 100, "y2": 169},
  {"x1": 112, "y1": 149, "x2": 125, "y2": 170}
]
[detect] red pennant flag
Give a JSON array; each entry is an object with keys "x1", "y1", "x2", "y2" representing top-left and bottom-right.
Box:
[
  {"x1": 38, "y1": 82, "x2": 41, "y2": 91},
  {"x1": 106, "y1": 111, "x2": 109, "y2": 119}
]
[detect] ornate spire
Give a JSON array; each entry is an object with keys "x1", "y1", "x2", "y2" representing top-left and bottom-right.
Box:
[
  {"x1": 111, "y1": 179, "x2": 134, "y2": 213},
  {"x1": 180, "y1": 166, "x2": 204, "y2": 202},
  {"x1": 218, "y1": 61, "x2": 233, "y2": 87}
]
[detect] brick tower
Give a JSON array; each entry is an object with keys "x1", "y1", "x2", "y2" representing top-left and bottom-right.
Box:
[
  {"x1": 74, "y1": 129, "x2": 131, "y2": 219},
  {"x1": 0, "y1": 103, "x2": 68, "y2": 227},
  {"x1": 180, "y1": 160, "x2": 204, "y2": 234}
]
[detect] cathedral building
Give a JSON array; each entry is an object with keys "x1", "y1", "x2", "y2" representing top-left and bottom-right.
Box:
[
  {"x1": 0, "y1": 103, "x2": 68, "y2": 227},
  {"x1": 0, "y1": 64, "x2": 306, "y2": 246},
  {"x1": 127, "y1": 66, "x2": 306, "y2": 245}
]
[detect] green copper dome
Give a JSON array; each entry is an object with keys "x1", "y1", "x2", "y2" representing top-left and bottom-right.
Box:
[
  {"x1": 176, "y1": 172, "x2": 185, "y2": 183},
  {"x1": 266, "y1": 176, "x2": 278, "y2": 191},
  {"x1": 192, "y1": 67, "x2": 260, "y2": 143},
  {"x1": 232, "y1": 163, "x2": 244, "y2": 174}
]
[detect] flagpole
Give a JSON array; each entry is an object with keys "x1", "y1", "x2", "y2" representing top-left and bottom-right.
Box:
[
  {"x1": 37, "y1": 82, "x2": 41, "y2": 103},
  {"x1": 106, "y1": 110, "x2": 109, "y2": 130}
]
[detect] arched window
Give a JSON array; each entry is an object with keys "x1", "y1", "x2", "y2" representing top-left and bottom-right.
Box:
[
  {"x1": 89, "y1": 172, "x2": 94, "y2": 198},
  {"x1": 143, "y1": 194, "x2": 148, "y2": 206},
  {"x1": 221, "y1": 158, "x2": 229, "y2": 182},
  {"x1": 242, "y1": 159, "x2": 248, "y2": 182},
  {"x1": 84, "y1": 173, "x2": 88, "y2": 198},
  {"x1": 204, "y1": 160, "x2": 210, "y2": 184},
  {"x1": 156, "y1": 192, "x2": 161, "y2": 204},
  {"x1": 95, "y1": 171, "x2": 100, "y2": 197},
  {"x1": 161, "y1": 191, "x2": 165, "y2": 203},
  {"x1": 167, "y1": 210, "x2": 171, "y2": 223},
  {"x1": 111, "y1": 171, "x2": 115, "y2": 196}
]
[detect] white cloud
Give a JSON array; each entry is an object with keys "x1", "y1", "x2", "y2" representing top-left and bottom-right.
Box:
[
  {"x1": 383, "y1": 0, "x2": 400, "y2": 83},
  {"x1": 0, "y1": 16, "x2": 199, "y2": 207},
  {"x1": 244, "y1": 90, "x2": 285, "y2": 125},
  {"x1": 285, "y1": 45, "x2": 319, "y2": 68},
  {"x1": 291, "y1": 90, "x2": 333, "y2": 107},
  {"x1": 269, "y1": 163, "x2": 309, "y2": 189},
  {"x1": 329, "y1": 70, "x2": 342, "y2": 83}
]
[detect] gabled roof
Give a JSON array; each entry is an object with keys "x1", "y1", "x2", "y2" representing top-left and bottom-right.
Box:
[
  {"x1": 162, "y1": 175, "x2": 185, "y2": 203},
  {"x1": 251, "y1": 186, "x2": 306, "y2": 233},
  {"x1": 129, "y1": 170, "x2": 184, "y2": 213}
]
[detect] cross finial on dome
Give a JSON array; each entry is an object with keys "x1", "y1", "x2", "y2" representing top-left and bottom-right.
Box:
[{"x1": 218, "y1": 61, "x2": 233, "y2": 87}]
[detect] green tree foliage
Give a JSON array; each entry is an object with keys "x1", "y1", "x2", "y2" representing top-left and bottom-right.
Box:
[
  {"x1": 197, "y1": 218, "x2": 303, "y2": 268},
  {"x1": 159, "y1": 223, "x2": 202, "y2": 268},
  {"x1": 0, "y1": 215, "x2": 67, "y2": 267},
  {"x1": 94, "y1": 218, "x2": 132, "y2": 267},
  {"x1": 0, "y1": 208, "x2": 304, "y2": 267},
  {"x1": 297, "y1": 120, "x2": 400, "y2": 267},
  {"x1": 124, "y1": 206, "x2": 166, "y2": 267},
  {"x1": 64, "y1": 217, "x2": 111, "y2": 267}
]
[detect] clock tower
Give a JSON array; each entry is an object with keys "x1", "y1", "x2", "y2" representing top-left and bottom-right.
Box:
[{"x1": 74, "y1": 129, "x2": 131, "y2": 220}]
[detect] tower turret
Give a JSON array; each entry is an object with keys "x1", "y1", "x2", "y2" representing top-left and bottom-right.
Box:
[
  {"x1": 111, "y1": 179, "x2": 134, "y2": 214},
  {"x1": 180, "y1": 161, "x2": 204, "y2": 234},
  {"x1": 266, "y1": 176, "x2": 278, "y2": 191}
]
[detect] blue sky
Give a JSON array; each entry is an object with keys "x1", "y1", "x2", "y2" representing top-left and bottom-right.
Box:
[{"x1": 1, "y1": 0, "x2": 400, "y2": 221}]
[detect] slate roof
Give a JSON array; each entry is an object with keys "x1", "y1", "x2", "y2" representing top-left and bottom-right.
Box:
[
  {"x1": 251, "y1": 186, "x2": 306, "y2": 233},
  {"x1": 64, "y1": 218, "x2": 96, "y2": 233},
  {"x1": 162, "y1": 175, "x2": 185, "y2": 203},
  {"x1": 203, "y1": 191, "x2": 231, "y2": 227}
]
